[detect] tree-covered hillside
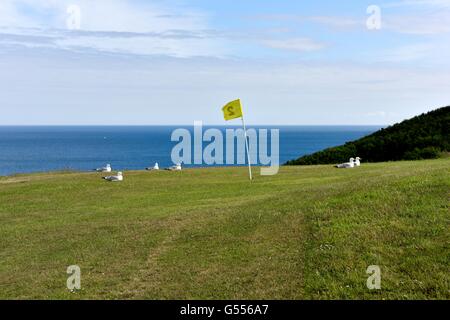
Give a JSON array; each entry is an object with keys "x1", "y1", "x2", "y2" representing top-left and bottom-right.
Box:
[{"x1": 286, "y1": 106, "x2": 450, "y2": 165}]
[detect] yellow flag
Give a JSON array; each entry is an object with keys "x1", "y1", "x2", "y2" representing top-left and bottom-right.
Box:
[{"x1": 222, "y1": 99, "x2": 243, "y2": 121}]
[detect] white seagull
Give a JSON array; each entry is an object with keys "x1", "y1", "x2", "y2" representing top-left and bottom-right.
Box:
[
  {"x1": 95, "y1": 163, "x2": 112, "y2": 172},
  {"x1": 146, "y1": 162, "x2": 160, "y2": 171},
  {"x1": 354, "y1": 157, "x2": 362, "y2": 167},
  {"x1": 166, "y1": 163, "x2": 182, "y2": 171},
  {"x1": 103, "y1": 172, "x2": 123, "y2": 182},
  {"x1": 335, "y1": 158, "x2": 355, "y2": 169}
]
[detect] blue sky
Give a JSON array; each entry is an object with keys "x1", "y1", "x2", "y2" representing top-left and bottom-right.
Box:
[{"x1": 0, "y1": 0, "x2": 449, "y2": 125}]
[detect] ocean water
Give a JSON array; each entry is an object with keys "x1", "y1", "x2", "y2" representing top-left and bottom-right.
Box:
[{"x1": 0, "y1": 126, "x2": 381, "y2": 176}]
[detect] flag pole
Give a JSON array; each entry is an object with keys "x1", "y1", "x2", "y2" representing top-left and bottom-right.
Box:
[{"x1": 241, "y1": 115, "x2": 253, "y2": 181}]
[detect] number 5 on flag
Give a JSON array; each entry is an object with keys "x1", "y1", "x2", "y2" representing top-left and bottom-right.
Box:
[{"x1": 222, "y1": 99, "x2": 243, "y2": 121}]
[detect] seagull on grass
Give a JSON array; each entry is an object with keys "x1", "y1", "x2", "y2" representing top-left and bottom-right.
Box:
[
  {"x1": 146, "y1": 162, "x2": 160, "y2": 171},
  {"x1": 103, "y1": 172, "x2": 123, "y2": 182},
  {"x1": 166, "y1": 163, "x2": 182, "y2": 171},
  {"x1": 335, "y1": 158, "x2": 355, "y2": 169},
  {"x1": 95, "y1": 164, "x2": 112, "y2": 172}
]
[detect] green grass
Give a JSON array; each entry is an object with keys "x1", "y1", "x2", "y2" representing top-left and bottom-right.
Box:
[{"x1": 0, "y1": 159, "x2": 449, "y2": 300}]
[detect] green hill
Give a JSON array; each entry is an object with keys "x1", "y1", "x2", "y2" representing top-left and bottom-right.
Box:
[
  {"x1": 286, "y1": 106, "x2": 450, "y2": 165},
  {"x1": 1, "y1": 160, "x2": 449, "y2": 299}
]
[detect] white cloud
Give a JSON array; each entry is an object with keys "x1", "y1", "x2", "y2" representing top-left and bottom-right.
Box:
[
  {"x1": 0, "y1": 1, "x2": 36, "y2": 28},
  {"x1": 1, "y1": 49, "x2": 449, "y2": 125},
  {"x1": 380, "y1": 43, "x2": 436, "y2": 62},
  {"x1": 249, "y1": 2, "x2": 450, "y2": 36},
  {"x1": 262, "y1": 38, "x2": 326, "y2": 52},
  {"x1": 366, "y1": 111, "x2": 387, "y2": 117},
  {"x1": 382, "y1": 0, "x2": 450, "y2": 9},
  {"x1": 0, "y1": 0, "x2": 207, "y2": 32},
  {"x1": 0, "y1": 0, "x2": 227, "y2": 57},
  {"x1": 53, "y1": 34, "x2": 227, "y2": 58},
  {"x1": 248, "y1": 14, "x2": 365, "y2": 31},
  {"x1": 306, "y1": 10, "x2": 450, "y2": 36},
  {"x1": 307, "y1": 16, "x2": 364, "y2": 29},
  {"x1": 383, "y1": 11, "x2": 450, "y2": 35},
  {"x1": 378, "y1": 0, "x2": 450, "y2": 35}
]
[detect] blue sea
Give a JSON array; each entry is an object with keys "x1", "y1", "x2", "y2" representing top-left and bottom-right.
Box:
[{"x1": 0, "y1": 126, "x2": 381, "y2": 176}]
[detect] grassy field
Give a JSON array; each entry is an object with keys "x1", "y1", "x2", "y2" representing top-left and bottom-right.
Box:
[{"x1": 0, "y1": 159, "x2": 449, "y2": 300}]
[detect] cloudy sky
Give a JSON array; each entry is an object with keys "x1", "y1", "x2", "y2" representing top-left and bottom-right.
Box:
[{"x1": 0, "y1": 0, "x2": 449, "y2": 125}]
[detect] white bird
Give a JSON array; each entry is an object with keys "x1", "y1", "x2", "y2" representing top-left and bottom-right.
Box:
[
  {"x1": 95, "y1": 164, "x2": 112, "y2": 172},
  {"x1": 335, "y1": 158, "x2": 355, "y2": 169},
  {"x1": 146, "y1": 162, "x2": 159, "y2": 171},
  {"x1": 103, "y1": 171, "x2": 123, "y2": 182},
  {"x1": 354, "y1": 157, "x2": 362, "y2": 167},
  {"x1": 167, "y1": 163, "x2": 182, "y2": 171}
]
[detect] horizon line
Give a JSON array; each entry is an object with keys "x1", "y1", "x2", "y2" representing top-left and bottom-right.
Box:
[{"x1": 0, "y1": 124, "x2": 388, "y2": 127}]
